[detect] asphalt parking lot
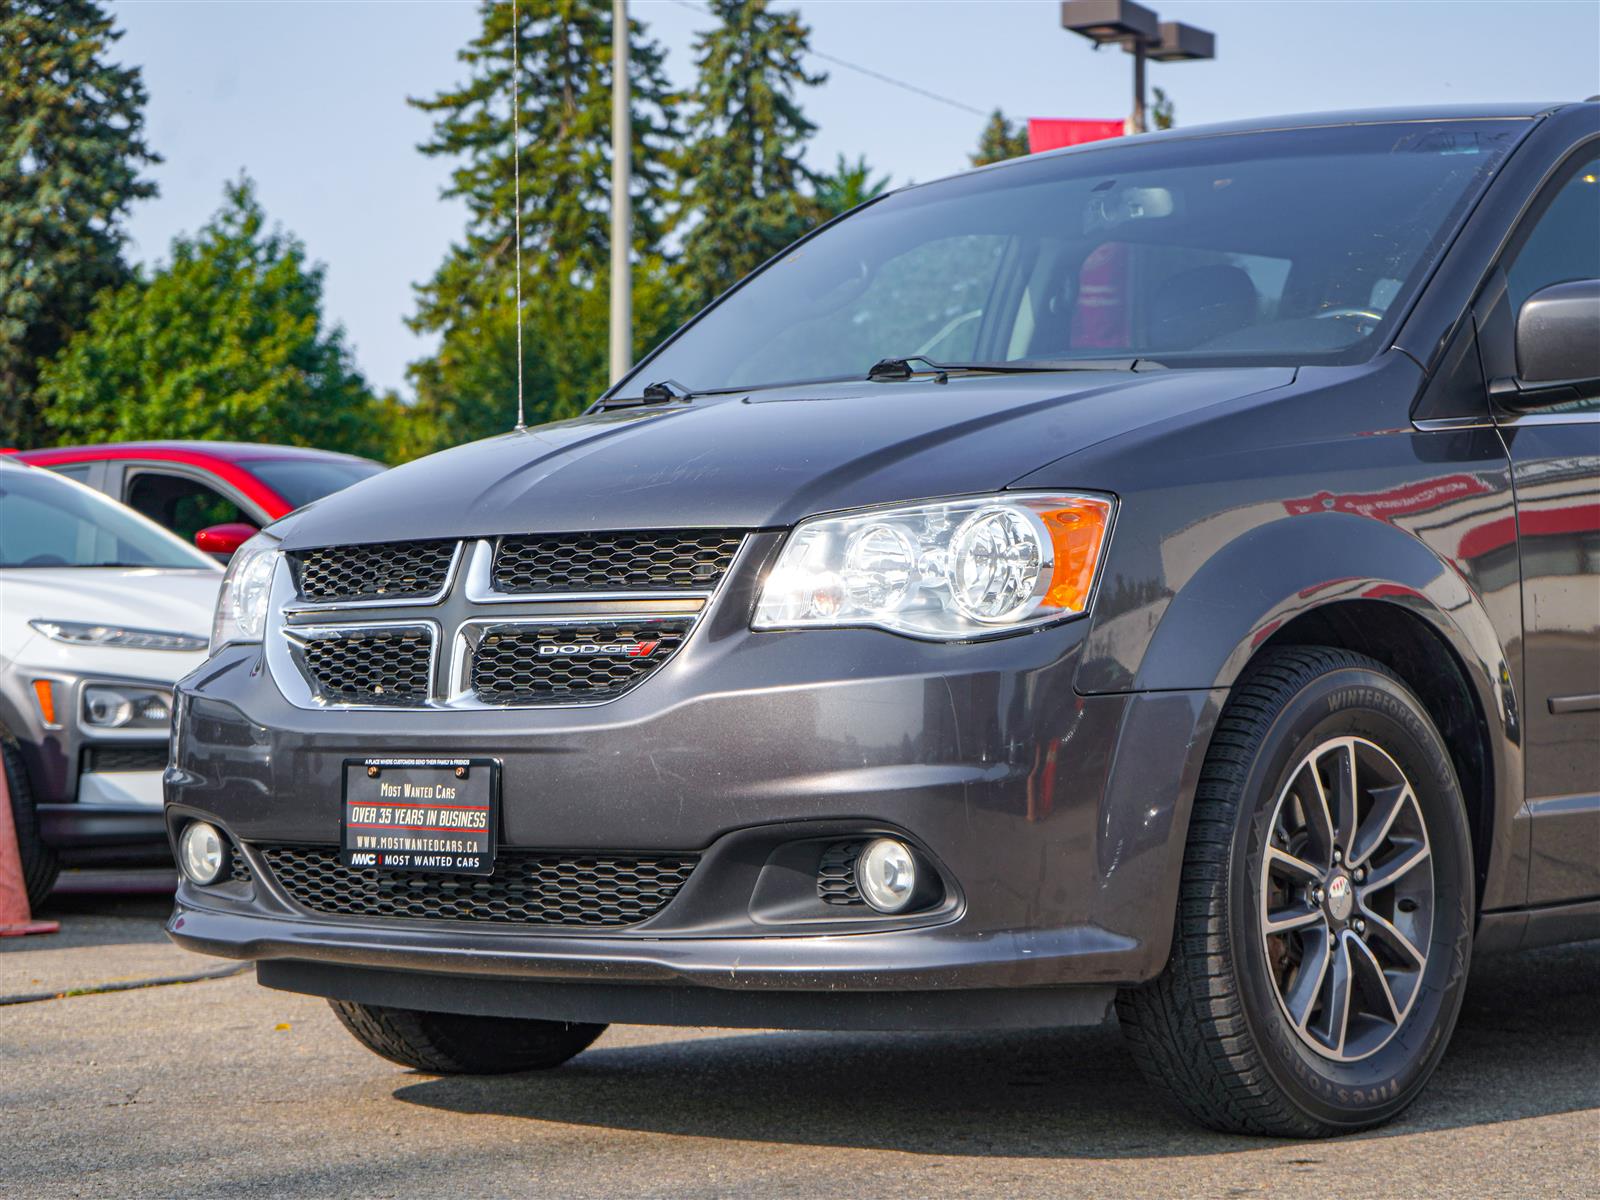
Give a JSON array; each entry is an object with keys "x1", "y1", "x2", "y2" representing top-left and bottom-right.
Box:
[{"x1": 2, "y1": 879, "x2": 1596, "y2": 1199}]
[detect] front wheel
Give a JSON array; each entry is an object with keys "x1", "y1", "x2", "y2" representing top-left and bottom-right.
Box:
[
  {"x1": 3, "y1": 738, "x2": 59, "y2": 912},
  {"x1": 329, "y1": 1000, "x2": 606, "y2": 1074},
  {"x1": 1117, "y1": 646, "x2": 1474, "y2": 1136}
]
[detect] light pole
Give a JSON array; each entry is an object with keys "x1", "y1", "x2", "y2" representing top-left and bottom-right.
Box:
[
  {"x1": 1060, "y1": 2, "x2": 1215, "y2": 134},
  {"x1": 610, "y1": 0, "x2": 632, "y2": 384}
]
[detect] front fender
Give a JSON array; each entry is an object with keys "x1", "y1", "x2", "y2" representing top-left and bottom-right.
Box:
[
  {"x1": 1132, "y1": 511, "x2": 1511, "y2": 716},
  {"x1": 1100, "y1": 509, "x2": 1526, "y2": 912}
]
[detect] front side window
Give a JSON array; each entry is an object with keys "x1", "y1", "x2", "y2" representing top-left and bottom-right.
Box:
[
  {"x1": 1506, "y1": 151, "x2": 1600, "y2": 313},
  {"x1": 127, "y1": 471, "x2": 254, "y2": 542},
  {"x1": 0, "y1": 469, "x2": 219, "y2": 569},
  {"x1": 632, "y1": 121, "x2": 1522, "y2": 393}
]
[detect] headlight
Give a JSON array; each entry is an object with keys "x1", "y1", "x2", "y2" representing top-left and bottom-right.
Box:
[
  {"x1": 83, "y1": 684, "x2": 173, "y2": 729},
  {"x1": 753, "y1": 492, "x2": 1114, "y2": 640},
  {"x1": 28, "y1": 620, "x2": 207, "y2": 652},
  {"x1": 210, "y1": 530, "x2": 282, "y2": 655}
]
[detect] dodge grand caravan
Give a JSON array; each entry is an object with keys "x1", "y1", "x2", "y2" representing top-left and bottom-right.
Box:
[{"x1": 166, "y1": 105, "x2": 1600, "y2": 1136}]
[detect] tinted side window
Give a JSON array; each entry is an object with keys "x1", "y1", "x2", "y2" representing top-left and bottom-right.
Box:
[
  {"x1": 47, "y1": 463, "x2": 95, "y2": 485},
  {"x1": 126, "y1": 471, "x2": 255, "y2": 543},
  {"x1": 1507, "y1": 153, "x2": 1600, "y2": 312}
]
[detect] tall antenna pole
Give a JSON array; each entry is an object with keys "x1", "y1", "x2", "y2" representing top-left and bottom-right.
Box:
[
  {"x1": 511, "y1": 0, "x2": 526, "y2": 430},
  {"x1": 609, "y1": 0, "x2": 632, "y2": 385}
]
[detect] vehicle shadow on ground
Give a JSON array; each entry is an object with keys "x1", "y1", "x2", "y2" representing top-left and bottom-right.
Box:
[{"x1": 394, "y1": 941, "x2": 1600, "y2": 1158}]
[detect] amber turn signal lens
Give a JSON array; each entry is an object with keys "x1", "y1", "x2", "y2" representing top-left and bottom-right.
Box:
[
  {"x1": 31, "y1": 679, "x2": 57, "y2": 726},
  {"x1": 1039, "y1": 498, "x2": 1114, "y2": 613}
]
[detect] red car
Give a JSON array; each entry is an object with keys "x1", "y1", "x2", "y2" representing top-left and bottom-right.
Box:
[{"x1": 10, "y1": 441, "x2": 385, "y2": 557}]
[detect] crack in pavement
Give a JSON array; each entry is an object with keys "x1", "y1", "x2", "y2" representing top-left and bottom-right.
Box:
[{"x1": 0, "y1": 963, "x2": 248, "y2": 1007}]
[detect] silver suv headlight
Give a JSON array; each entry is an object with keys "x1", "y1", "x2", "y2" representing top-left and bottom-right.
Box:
[
  {"x1": 753, "y1": 492, "x2": 1115, "y2": 640},
  {"x1": 29, "y1": 620, "x2": 205, "y2": 651},
  {"x1": 210, "y1": 530, "x2": 282, "y2": 655}
]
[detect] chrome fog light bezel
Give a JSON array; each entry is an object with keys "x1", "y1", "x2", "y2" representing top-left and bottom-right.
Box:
[
  {"x1": 856, "y1": 837, "x2": 919, "y2": 913},
  {"x1": 178, "y1": 821, "x2": 228, "y2": 886}
]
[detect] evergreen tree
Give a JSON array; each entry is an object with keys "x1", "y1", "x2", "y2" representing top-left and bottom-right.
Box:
[
  {"x1": 406, "y1": 0, "x2": 679, "y2": 450},
  {"x1": 970, "y1": 109, "x2": 1029, "y2": 167},
  {"x1": 675, "y1": 0, "x2": 824, "y2": 313},
  {"x1": 1151, "y1": 86, "x2": 1176, "y2": 131},
  {"x1": 0, "y1": 0, "x2": 159, "y2": 446},
  {"x1": 811, "y1": 153, "x2": 891, "y2": 222},
  {"x1": 37, "y1": 177, "x2": 387, "y2": 458}
]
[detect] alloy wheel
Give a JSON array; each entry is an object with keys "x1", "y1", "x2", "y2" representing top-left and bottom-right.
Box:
[{"x1": 1258, "y1": 736, "x2": 1434, "y2": 1062}]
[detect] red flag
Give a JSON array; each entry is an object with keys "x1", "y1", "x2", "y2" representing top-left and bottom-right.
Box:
[{"x1": 1027, "y1": 118, "x2": 1126, "y2": 153}]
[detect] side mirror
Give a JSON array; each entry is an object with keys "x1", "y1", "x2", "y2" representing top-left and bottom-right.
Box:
[
  {"x1": 1515, "y1": 279, "x2": 1600, "y2": 388},
  {"x1": 194, "y1": 522, "x2": 258, "y2": 559}
]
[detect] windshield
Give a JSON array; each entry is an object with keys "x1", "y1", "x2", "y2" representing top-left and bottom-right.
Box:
[
  {"x1": 0, "y1": 468, "x2": 219, "y2": 570},
  {"x1": 245, "y1": 457, "x2": 385, "y2": 509},
  {"x1": 631, "y1": 121, "x2": 1520, "y2": 393}
]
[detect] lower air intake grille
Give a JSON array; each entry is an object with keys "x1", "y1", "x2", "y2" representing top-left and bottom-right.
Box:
[
  {"x1": 256, "y1": 846, "x2": 697, "y2": 927},
  {"x1": 83, "y1": 745, "x2": 168, "y2": 773},
  {"x1": 818, "y1": 841, "x2": 866, "y2": 906},
  {"x1": 470, "y1": 619, "x2": 691, "y2": 705},
  {"x1": 297, "y1": 627, "x2": 433, "y2": 705},
  {"x1": 294, "y1": 539, "x2": 457, "y2": 603}
]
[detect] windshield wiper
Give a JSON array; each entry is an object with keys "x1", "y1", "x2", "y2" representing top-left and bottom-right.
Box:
[
  {"x1": 594, "y1": 378, "x2": 696, "y2": 410},
  {"x1": 868, "y1": 356, "x2": 951, "y2": 384},
  {"x1": 867, "y1": 356, "x2": 1150, "y2": 384}
]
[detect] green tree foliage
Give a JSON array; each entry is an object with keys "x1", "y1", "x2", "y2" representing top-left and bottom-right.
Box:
[
  {"x1": 36, "y1": 177, "x2": 388, "y2": 457},
  {"x1": 675, "y1": 0, "x2": 825, "y2": 312},
  {"x1": 405, "y1": 0, "x2": 679, "y2": 452},
  {"x1": 0, "y1": 0, "x2": 158, "y2": 446},
  {"x1": 970, "y1": 108, "x2": 1029, "y2": 167},
  {"x1": 811, "y1": 153, "x2": 891, "y2": 222},
  {"x1": 1151, "y1": 86, "x2": 1176, "y2": 131}
]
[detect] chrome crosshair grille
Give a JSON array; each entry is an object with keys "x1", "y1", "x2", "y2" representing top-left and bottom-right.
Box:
[{"x1": 269, "y1": 532, "x2": 743, "y2": 710}]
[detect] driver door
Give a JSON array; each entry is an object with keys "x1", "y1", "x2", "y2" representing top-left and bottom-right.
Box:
[{"x1": 1479, "y1": 147, "x2": 1600, "y2": 908}]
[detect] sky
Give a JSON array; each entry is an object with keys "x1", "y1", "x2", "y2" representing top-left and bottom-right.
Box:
[{"x1": 109, "y1": 0, "x2": 1600, "y2": 400}]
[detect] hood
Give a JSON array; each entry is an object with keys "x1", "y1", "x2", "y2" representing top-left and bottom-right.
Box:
[
  {"x1": 1, "y1": 567, "x2": 221, "y2": 665},
  {"x1": 277, "y1": 368, "x2": 1293, "y2": 548}
]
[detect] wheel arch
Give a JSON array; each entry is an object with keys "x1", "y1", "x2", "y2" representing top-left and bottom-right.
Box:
[
  {"x1": 1131, "y1": 511, "x2": 1521, "y2": 914},
  {"x1": 1255, "y1": 600, "x2": 1498, "y2": 910}
]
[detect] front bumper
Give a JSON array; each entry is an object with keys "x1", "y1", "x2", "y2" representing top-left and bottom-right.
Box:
[
  {"x1": 0, "y1": 663, "x2": 175, "y2": 865},
  {"x1": 166, "y1": 611, "x2": 1223, "y2": 1025}
]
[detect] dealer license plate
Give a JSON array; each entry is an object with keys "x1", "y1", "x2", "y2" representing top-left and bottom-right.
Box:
[{"x1": 340, "y1": 757, "x2": 498, "y2": 876}]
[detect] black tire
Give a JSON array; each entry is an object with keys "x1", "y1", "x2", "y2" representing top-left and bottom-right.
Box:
[
  {"x1": 1117, "y1": 646, "x2": 1474, "y2": 1137},
  {"x1": 328, "y1": 999, "x2": 606, "y2": 1074},
  {"x1": 2, "y1": 737, "x2": 60, "y2": 912}
]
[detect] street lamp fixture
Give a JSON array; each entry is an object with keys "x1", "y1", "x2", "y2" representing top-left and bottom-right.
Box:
[
  {"x1": 1060, "y1": 1, "x2": 1215, "y2": 133},
  {"x1": 1059, "y1": 0, "x2": 1158, "y2": 45},
  {"x1": 1148, "y1": 21, "x2": 1215, "y2": 63}
]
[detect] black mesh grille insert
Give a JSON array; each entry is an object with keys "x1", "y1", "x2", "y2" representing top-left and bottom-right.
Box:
[
  {"x1": 298, "y1": 627, "x2": 433, "y2": 705},
  {"x1": 470, "y1": 620, "x2": 690, "y2": 705},
  {"x1": 493, "y1": 530, "x2": 743, "y2": 594},
  {"x1": 295, "y1": 540, "x2": 457, "y2": 602},
  {"x1": 257, "y1": 846, "x2": 697, "y2": 927},
  {"x1": 83, "y1": 745, "x2": 168, "y2": 773},
  {"x1": 818, "y1": 841, "x2": 866, "y2": 906}
]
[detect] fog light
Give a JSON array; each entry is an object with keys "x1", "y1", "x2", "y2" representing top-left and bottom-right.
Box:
[
  {"x1": 856, "y1": 838, "x2": 917, "y2": 913},
  {"x1": 179, "y1": 821, "x2": 226, "y2": 886}
]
